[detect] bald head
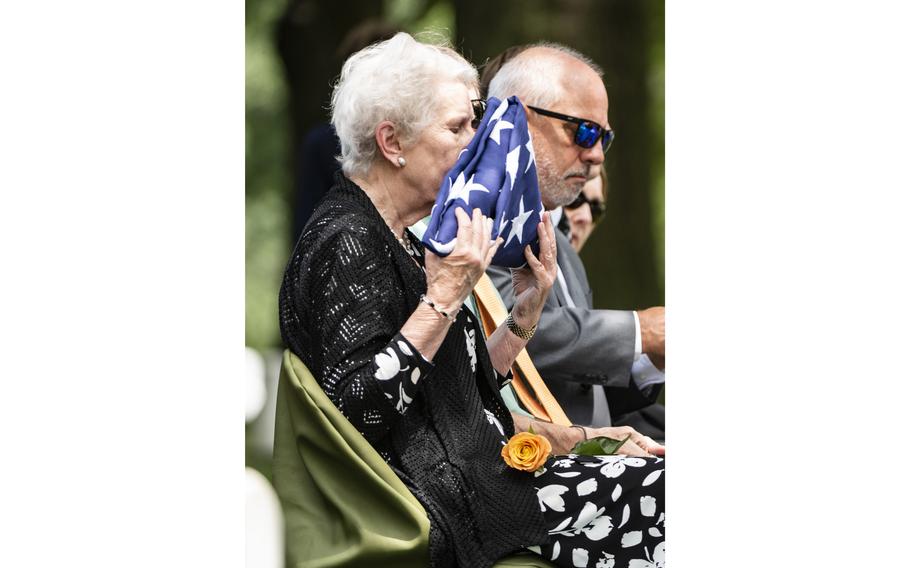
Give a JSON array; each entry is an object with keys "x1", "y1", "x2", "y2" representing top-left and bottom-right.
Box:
[
  {"x1": 487, "y1": 44, "x2": 610, "y2": 210},
  {"x1": 487, "y1": 44, "x2": 603, "y2": 108}
]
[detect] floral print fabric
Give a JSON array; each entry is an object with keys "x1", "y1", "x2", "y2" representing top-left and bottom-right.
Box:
[
  {"x1": 530, "y1": 454, "x2": 665, "y2": 568},
  {"x1": 372, "y1": 323, "x2": 512, "y2": 443},
  {"x1": 371, "y1": 332, "x2": 434, "y2": 414},
  {"x1": 370, "y1": 303, "x2": 665, "y2": 567}
]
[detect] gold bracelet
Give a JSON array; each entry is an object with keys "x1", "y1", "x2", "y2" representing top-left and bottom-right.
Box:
[{"x1": 505, "y1": 312, "x2": 537, "y2": 340}]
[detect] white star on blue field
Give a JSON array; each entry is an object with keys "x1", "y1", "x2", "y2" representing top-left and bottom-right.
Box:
[{"x1": 422, "y1": 96, "x2": 544, "y2": 267}]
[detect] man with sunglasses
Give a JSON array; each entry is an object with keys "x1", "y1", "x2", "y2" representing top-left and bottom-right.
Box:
[{"x1": 484, "y1": 44, "x2": 666, "y2": 438}]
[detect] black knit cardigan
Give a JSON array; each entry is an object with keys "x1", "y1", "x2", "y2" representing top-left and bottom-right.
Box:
[{"x1": 279, "y1": 175, "x2": 549, "y2": 568}]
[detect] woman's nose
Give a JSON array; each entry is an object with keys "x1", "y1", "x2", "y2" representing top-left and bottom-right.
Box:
[{"x1": 575, "y1": 204, "x2": 593, "y2": 226}]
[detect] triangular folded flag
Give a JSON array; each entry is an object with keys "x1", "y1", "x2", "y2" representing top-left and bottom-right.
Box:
[{"x1": 421, "y1": 96, "x2": 543, "y2": 268}]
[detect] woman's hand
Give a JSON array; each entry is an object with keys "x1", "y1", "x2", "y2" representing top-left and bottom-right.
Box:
[
  {"x1": 425, "y1": 207, "x2": 503, "y2": 312},
  {"x1": 511, "y1": 414, "x2": 664, "y2": 457},
  {"x1": 586, "y1": 425, "x2": 665, "y2": 457},
  {"x1": 509, "y1": 211, "x2": 558, "y2": 329}
]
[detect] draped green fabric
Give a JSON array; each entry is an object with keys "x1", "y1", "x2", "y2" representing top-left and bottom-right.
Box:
[{"x1": 273, "y1": 350, "x2": 555, "y2": 568}]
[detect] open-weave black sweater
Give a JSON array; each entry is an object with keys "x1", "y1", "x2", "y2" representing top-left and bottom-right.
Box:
[{"x1": 279, "y1": 175, "x2": 549, "y2": 568}]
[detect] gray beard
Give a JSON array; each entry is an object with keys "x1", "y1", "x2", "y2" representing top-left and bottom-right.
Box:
[{"x1": 537, "y1": 154, "x2": 584, "y2": 209}]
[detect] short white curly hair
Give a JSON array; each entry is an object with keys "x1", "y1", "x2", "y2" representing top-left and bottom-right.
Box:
[{"x1": 331, "y1": 32, "x2": 478, "y2": 178}]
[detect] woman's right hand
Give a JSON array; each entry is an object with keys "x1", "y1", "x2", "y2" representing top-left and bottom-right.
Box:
[{"x1": 424, "y1": 207, "x2": 502, "y2": 313}]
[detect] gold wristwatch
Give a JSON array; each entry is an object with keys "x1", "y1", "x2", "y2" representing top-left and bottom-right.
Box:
[{"x1": 505, "y1": 312, "x2": 537, "y2": 340}]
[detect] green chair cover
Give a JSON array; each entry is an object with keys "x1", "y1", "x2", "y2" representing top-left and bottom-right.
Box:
[{"x1": 273, "y1": 350, "x2": 556, "y2": 568}]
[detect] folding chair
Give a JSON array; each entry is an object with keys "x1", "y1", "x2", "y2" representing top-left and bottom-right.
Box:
[{"x1": 272, "y1": 350, "x2": 555, "y2": 567}]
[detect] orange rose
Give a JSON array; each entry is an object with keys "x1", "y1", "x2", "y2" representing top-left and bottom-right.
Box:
[{"x1": 501, "y1": 432, "x2": 552, "y2": 472}]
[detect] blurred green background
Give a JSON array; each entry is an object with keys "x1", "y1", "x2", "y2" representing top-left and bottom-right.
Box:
[{"x1": 246, "y1": 0, "x2": 665, "y2": 475}]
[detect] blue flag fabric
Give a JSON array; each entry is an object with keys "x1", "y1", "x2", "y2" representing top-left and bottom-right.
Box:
[{"x1": 421, "y1": 96, "x2": 543, "y2": 268}]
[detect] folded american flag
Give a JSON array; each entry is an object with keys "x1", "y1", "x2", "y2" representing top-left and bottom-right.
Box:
[{"x1": 421, "y1": 96, "x2": 543, "y2": 268}]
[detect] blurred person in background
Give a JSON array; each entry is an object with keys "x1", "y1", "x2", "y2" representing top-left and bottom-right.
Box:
[
  {"x1": 486, "y1": 44, "x2": 666, "y2": 439},
  {"x1": 286, "y1": 18, "x2": 401, "y2": 242},
  {"x1": 478, "y1": 45, "x2": 529, "y2": 100},
  {"x1": 277, "y1": 32, "x2": 664, "y2": 568}
]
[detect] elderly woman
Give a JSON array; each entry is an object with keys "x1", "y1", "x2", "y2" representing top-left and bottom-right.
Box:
[{"x1": 279, "y1": 33, "x2": 664, "y2": 568}]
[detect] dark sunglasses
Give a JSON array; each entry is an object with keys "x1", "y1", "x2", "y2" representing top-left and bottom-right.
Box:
[
  {"x1": 471, "y1": 99, "x2": 487, "y2": 129},
  {"x1": 565, "y1": 191, "x2": 606, "y2": 223},
  {"x1": 527, "y1": 105, "x2": 614, "y2": 152}
]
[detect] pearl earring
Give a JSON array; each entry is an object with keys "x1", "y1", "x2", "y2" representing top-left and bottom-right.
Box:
[{"x1": 397, "y1": 156, "x2": 407, "y2": 167}]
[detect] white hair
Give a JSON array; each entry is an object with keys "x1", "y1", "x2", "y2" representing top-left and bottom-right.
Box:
[
  {"x1": 330, "y1": 32, "x2": 478, "y2": 178},
  {"x1": 487, "y1": 42, "x2": 603, "y2": 108}
]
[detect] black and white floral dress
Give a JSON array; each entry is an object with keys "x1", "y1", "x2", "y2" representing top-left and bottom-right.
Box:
[
  {"x1": 530, "y1": 454, "x2": 665, "y2": 568},
  {"x1": 373, "y1": 321, "x2": 666, "y2": 568}
]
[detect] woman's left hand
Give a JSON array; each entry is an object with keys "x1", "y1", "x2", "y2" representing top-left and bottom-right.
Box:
[
  {"x1": 586, "y1": 425, "x2": 665, "y2": 457},
  {"x1": 510, "y1": 211, "x2": 558, "y2": 329}
]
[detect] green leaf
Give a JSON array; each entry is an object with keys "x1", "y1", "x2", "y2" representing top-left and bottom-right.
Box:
[
  {"x1": 570, "y1": 434, "x2": 632, "y2": 456},
  {"x1": 527, "y1": 424, "x2": 536, "y2": 435}
]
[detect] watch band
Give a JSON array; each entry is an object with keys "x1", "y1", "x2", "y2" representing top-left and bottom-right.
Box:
[{"x1": 505, "y1": 312, "x2": 537, "y2": 340}]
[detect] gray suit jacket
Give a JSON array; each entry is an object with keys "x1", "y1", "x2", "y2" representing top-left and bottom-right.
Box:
[{"x1": 487, "y1": 229, "x2": 656, "y2": 426}]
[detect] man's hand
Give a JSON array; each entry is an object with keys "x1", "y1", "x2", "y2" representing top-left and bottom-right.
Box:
[
  {"x1": 586, "y1": 425, "x2": 665, "y2": 457},
  {"x1": 637, "y1": 306, "x2": 665, "y2": 361}
]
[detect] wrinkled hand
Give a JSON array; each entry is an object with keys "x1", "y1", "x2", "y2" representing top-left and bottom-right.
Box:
[
  {"x1": 509, "y1": 211, "x2": 558, "y2": 329},
  {"x1": 586, "y1": 425, "x2": 664, "y2": 457},
  {"x1": 637, "y1": 306, "x2": 665, "y2": 359},
  {"x1": 425, "y1": 207, "x2": 502, "y2": 312}
]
